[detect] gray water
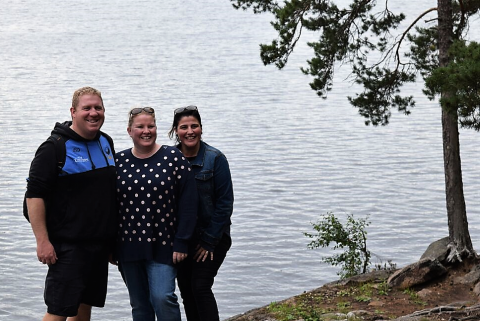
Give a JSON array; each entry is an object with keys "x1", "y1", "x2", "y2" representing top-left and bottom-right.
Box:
[{"x1": 0, "y1": 1, "x2": 479, "y2": 320}]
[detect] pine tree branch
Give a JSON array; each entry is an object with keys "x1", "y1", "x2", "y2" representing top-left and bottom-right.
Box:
[{"x1": 395, "y1": 7, "x2": 437, "y2": 70}]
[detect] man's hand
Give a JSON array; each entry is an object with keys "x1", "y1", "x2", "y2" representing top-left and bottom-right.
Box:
[
  {"x1": 27, "y1": 198, "x2": 57, "y2": 265},
  {"x1": 37, "y1": 239, "x2": 57, "y2": 265}
]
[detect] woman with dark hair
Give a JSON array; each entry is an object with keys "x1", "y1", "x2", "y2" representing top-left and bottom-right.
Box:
[{"x1": 168, "y1": 106, "x2": 234, "y2": 321}]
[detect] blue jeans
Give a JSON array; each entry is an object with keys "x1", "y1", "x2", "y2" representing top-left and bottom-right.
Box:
[{"x1": 119, "y1": 260, "x2": 181, "y2": 321}]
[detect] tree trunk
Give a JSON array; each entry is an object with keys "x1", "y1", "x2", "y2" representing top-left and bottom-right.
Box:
[{"x1": 437, "y1": 0, "x2": 473, "y2": 261}]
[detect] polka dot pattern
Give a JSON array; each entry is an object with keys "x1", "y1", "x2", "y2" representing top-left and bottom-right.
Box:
[{"x1": 115, "y1": 146, "x2": 192, "y2": 263}]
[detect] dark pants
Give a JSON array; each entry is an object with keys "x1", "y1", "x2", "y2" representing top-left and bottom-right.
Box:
[{"x1": 177, "y1": 233, "x2": 231, "y2": 321}]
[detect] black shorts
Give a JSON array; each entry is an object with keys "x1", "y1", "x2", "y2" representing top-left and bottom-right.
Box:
[{"x1": 44, "y1": 242, "x2": 109, "y2": 317}]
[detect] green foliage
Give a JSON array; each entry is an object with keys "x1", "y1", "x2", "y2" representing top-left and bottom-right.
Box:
[
  {"x1": 266, "y1": 281, "x2": 396, "y2": 321},
  {"x1": 267, "y1": 298, "x2": 327, "y2": 321},
  {"x1": 267, "y1": 302, "x2": 297, "y2": 321},
  {"x1": 403, "y1": 288, "x2": 427, "y2": 306},
  {"x1": 336, "y1": 301, "x2": 351, "y2": 312},
  {"x1": 355, "y1": 295, "x2": 371, "y2": 302},
  {"x1": 337, "y1": 289, "x2": 352, "y2": 297},
  {"x1": 339, "y1": 282, "x2": 386, "y2": 301},
  {"x1": 406, "y1": 26, "x2": 438, "y2": 79},
  {"x1": 347, "y1": 66, "x2": 416, "y2": 126},
  {"x1": 304, "y1": 212, "x2": 371, "y2": 279},
  {"x1": 358, "y1": 283, "x2": 373, "y2": 295},
  {"x1": 353, "y1": 283, "x2": 374, "y2": 302},
  {"x1": 231, "y1": 0, "x2": 479, "y2": 264},
  {"x1": 231, "y1": 0, "x2": 480, "y2": 130},
  {"x1": 376, "y1": 281, "x2": 391, "y2": 296},
  {"x1": 424, "y1": 40, "x2": 480, "y2": 130},
  {"x1": 231, "y1": 0, "x2": 278, "y2": 14}
]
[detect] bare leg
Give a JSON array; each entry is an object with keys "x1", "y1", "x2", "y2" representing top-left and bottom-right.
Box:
[
  {"x1": 67, "y1": 304, "x2": 92, "y2": 321},
  {"x1": 41, "y1": 304, "x2": 92, "y2": 321},
  {"x1": 42, "y1": 313, "x2": 67, "y2": 321}
]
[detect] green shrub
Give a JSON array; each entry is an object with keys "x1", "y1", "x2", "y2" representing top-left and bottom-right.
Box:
[{"x1": 304, "y1": 212, "x2": 371, "y2": 279}]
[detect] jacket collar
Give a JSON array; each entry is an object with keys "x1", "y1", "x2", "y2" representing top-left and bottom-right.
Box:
[{"x1": 179, "y1": 141, "x2": 206, "y2": 167}]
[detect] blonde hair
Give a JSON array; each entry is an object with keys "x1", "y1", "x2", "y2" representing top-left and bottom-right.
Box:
[{"x1": 72, "y1": 87, "x2": 103, "y2": 109}]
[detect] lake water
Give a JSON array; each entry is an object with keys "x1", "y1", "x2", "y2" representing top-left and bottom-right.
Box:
[{"x1": 0, "y1": 1, "x2": 478, "y2": 320}]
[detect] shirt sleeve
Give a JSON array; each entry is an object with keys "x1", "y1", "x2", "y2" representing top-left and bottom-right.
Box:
[
  {"x1": 172, "y1": 156, "x2": 198, "y2": 253},
  {"x1": 200, "y1": 153, "x2": 234, "y2": 251},
  {"x1": 25, "y1": 140, "x2": 58, "y2": 199}
]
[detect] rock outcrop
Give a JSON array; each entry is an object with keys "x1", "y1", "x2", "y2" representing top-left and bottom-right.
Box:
[
  {"x1": 224, "y1": 237, "x2": 480, "y2": 321},
  {"x1": 387, "y1": 258, "x2": 447, "y2": 289}
]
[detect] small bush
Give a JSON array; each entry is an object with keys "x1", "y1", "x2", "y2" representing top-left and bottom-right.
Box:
[{"x1": 304, "y1": 212, "x2": 371, "y2": 279}]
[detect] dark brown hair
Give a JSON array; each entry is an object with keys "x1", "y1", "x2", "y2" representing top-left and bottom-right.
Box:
[{"x1": 168, "y1": 107, "x2": 202, "y2": 144}]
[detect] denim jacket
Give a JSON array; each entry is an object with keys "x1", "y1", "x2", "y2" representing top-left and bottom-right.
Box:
[{"x1": 187, "y1": 141, "x2": 234, "y2": 251}]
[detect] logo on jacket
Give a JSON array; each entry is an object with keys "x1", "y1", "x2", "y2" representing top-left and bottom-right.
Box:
[
  {"x1": 105, "y1": 147, "x2": 111, "y2": 155},
  {"x1": 74, "y1": 156, "x2": 89, "y2": 163}
]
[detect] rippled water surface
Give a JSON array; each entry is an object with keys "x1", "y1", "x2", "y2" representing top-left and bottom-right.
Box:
[{"x1": 0, "y1": 1, "x2": 479, "y2": 320}]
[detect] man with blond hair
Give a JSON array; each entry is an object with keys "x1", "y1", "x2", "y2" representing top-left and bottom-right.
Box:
[{"x1": 26, "y1": 86, "x2": 117, "y2": 321}]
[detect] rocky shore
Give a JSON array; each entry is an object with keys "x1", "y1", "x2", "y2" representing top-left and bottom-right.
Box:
[{"x1": 224, "y1": 238, "x2": 480, "y2": 321}]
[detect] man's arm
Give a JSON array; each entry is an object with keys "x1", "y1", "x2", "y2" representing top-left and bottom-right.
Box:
[{"x1": 27, "y1": 197, "x2": 57, "y2": 265}]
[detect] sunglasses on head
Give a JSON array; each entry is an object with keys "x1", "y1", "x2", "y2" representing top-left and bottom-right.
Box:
[
  {"x1": 130, "y1": 107, "x2": 155, "y2": 116},
  {"x1": 174, "y1": 105, "x2": 198, "y2": 115}
]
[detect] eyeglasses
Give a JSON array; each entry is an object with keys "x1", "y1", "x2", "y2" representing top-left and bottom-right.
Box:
[
  {"x1": 130, "y1": 107, "x2": 155, "y2": 117},
  {"x1": 174, "y1": 105, "x2": 198, "y2": 115}
]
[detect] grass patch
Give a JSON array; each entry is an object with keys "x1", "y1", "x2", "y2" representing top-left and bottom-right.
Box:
[
  {"x1": 336, "y1": 301, "x2": 351, "y2": 313},
  {"x1": 403, "y1": 288, "x2": 427, "y2": 306},
  {"x1": 267, "y1": 295, "x2": 332, "y2": 321},
  {"x1": 355, "y1": 295, "x2": 371, "y2": 302},
  {"x1": 375, "y1": 281, "x2": 391, "y2": 296},
  {"x1": 264, "y1": 279, "x2": 431, "y2": 321}
]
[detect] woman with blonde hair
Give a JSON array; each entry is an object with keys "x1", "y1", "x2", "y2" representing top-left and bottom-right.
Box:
[{"x1": 115, "y1": 107, "x2": 197, "y2": 321}]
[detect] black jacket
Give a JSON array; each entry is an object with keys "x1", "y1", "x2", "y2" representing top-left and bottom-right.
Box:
[{"x1": 26, "y1": 121, "x2": 117, "y2": 245}]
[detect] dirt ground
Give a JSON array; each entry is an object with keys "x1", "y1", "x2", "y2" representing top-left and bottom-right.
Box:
[{"x1": 226, "y1": 259, "x2": 480, "y2": 321}]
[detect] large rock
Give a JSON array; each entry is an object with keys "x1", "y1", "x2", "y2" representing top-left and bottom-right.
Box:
[
  {"x1": 387, "y1": 258, "x2": 447, "y2": 289},
  {"x1": 420, "y1": 237, "x2": 449, "y2": 263},
  {"x1": 454, "y1": 263, "x2": 480, "y2": 285},
  {"x1": 325, "y1": 269, "x2": 392, "y2": 287}
]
